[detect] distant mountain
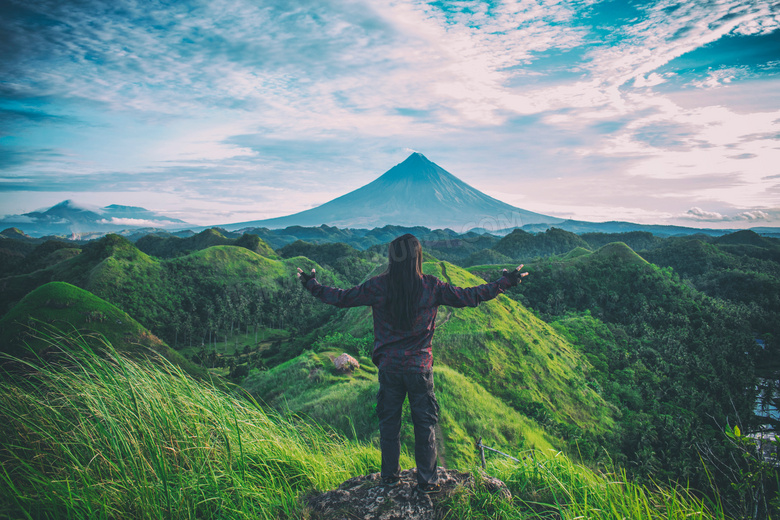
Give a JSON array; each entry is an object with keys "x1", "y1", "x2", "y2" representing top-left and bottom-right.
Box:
[
  {"x1": 222, "y1": 153, "x2": 562, "y2": 232},
  {"x1": 0, "y1": 200, "x2": 187, "y2": 237},
  {"x1": 519, "y1": 219, "x2": 741, "y2": 237}
]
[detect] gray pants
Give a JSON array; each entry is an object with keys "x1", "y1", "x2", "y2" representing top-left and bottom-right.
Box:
[{"x1": 376, "y1": 370, "x2": 440, "y2": 485}]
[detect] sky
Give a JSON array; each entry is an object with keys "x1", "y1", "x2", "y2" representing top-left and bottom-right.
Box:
[{"x1": 1, "y1": 0, "x2": 779, "y2": 229}]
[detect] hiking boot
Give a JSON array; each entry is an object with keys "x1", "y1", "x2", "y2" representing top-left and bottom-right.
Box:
[
  {"x1": 381, "y1": 476, "x2": 400, "y2": 487},
  {"x1": 416, "y1": 483, "x2": 440, "y2": 494}
]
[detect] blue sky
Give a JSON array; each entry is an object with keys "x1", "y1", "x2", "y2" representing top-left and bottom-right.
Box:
[{"x1": 1, "y1": 0, "x2": 779, "y2": 229}]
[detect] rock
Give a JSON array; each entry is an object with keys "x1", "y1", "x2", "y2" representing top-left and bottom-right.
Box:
[
  {"x1": 303, "y1": 467, "x2": 511, "y2": 519},
  {"x1": 477, "y1": 470, "x2": 512, "y2": 501},
  {"x1": 333, "y1": 353, "x2": 359, "y2": 373}
]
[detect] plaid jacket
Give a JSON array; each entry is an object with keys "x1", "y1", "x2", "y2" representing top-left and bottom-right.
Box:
[{"x1": 304, "y1": 273, "x2": 511, "y2": 372}]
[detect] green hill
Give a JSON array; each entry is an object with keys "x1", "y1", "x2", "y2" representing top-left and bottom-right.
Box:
[
  {"x1": 473, "y1": 241, "x2": 759, "y2": 486},
  {"x1": 714, "y1": 229, "x2": 775, "y2": 248},
  {"x1": 0, "y1": 235, "x2": 348, "y2": 358},
  {"x1": 0, "y1": 282, "x2": 207, "y2": 382},
  {"x1": 639, "y1": 235, "x2": 780, "y2": 338},
  {"x1": 135, "y1": 228, "x2": 277, "y2": 258},
  {"x1": 0, "y1": 281, "x2": 162, "y2": 357},
  {"x1": 277, "y1": 240, "x2": 384, "y2": 284},
  {"x1": 492, "y1": 228, "x2": 590, "y2": 261},
  {"x1": 560, "y1": 246, "x2": 592, "y2": 260},
  {"x1": 242, "y1": 349, "x2": 561, "y2": 469},
  {"x1": 299, "y1": 260, "x2": 616, "y2": 455},
  {"x1": 462, "y1": 247, "x2": 513, "y2": 267},
  {"x1": 425, "y1": 261, "x2": 615, "y2": 442},
  {"x1": 580, "y1": 231, "x2": 663, "y2": 252}
]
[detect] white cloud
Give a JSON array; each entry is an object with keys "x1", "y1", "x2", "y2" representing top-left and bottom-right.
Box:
[
  {"x1": 98, "y1": 217, "x2": 179, "y2": 227},
  {"x1": 0, "y1": 214, "x2": 37, "y2": 223},
  {"x1": 685, "y1": 207, "x2": 726, "y2": 220},
  {"x1": 634, "y1": 72, "x2": 672, "y2": 88},
  {"x1": 690, "y1": 67, "x2": 751, "y2": 89},
  {"x1": 682, "y1": 206, "x2": 778, "y2": 223}
]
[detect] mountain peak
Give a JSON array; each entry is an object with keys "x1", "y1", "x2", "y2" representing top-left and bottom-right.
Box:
[
  {"x1": 222, "y1": 153, "x2": 561, "y2": 230},
  {"x1": 402, "y1": 151, "x2": 430, "y2": 163},
  {"x1": 378, "y1": 152, "x2": 452, "y2": 184},
  {"x1": 52, "y1": 200, "x2": 100, "y2": 211}
]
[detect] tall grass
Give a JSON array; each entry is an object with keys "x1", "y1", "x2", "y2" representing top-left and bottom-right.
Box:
[
  {"x1": 0, "y1": 328, "x2": 379, "y2": 519},
  {"x1": 1, "y1": 326, "x2": 729, "y2": 520},
  {"x1": 441, "y1": 451, "x2": 727, "y2": 520}
]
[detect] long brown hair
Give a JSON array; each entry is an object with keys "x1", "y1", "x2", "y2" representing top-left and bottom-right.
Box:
[{"x1": 385, "y1": 234, "x2": 423, "y2": 330}]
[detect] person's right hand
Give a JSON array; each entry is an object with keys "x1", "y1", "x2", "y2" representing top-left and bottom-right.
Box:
[
  {"x1": 297, "y1": 267, "x2": 316, "y2": 287},
  {"x1": 501, "y1": 264, "x2": 528, "y2": 287}
]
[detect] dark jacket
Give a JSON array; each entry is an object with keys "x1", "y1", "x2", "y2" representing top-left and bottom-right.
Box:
[{"x1": 304, "y1": 273, "x2": 511, "y2": 372}]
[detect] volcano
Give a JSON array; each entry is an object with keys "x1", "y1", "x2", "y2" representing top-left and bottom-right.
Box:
[
  {"x1": 227, "y1": 153, "x2": 561, "y2": 232},
  {"x1": 0, "y1": 200, "x2": 187, "y2": 237}
]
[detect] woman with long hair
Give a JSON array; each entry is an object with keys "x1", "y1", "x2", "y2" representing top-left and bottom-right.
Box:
[{"x1": 297, "y1": 233, "x2": 526, "y2": 493}]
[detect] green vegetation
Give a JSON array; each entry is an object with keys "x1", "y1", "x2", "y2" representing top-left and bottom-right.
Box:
[
  {"x1": 492, "y1": 228, "x2": 591, "y2": 261},
  {"x1": 300, "y1": 260, "x2": 617, "y2": 461},
  {"x1": 0, "y1": 282, "x2": 164, "y2": 355},
  {"x1": 135, "y1": 228, "x2": 278, "y2": 258},
  {"x1": 277, "y1": 240, "x2": 384, "y2": 284},
  {"x1": 425, "y1": 262, "x2": 615, "y2": 441},
  {"x1": 468, "y1": 242, "x2": 769, "y2": 512},
  {"x1": 0, "y1": 235, "x2": 349, "y2": 364},
  {"x1": 0, "y1": 330, "x2": 383, "y2": 519},
  {"x1": 0, "y1": 282, "x2": 213, "y2": 381},
  {"x1": 0, "y1": 330, "x2": 730, "y2": 520},
  {"x1": 641, "y1": 233, "x2": 780, "y2": 341},
  {"x1": 580, "y1": 230, "x2": 664, "y2": 252},
  {"x1": 242, "y1": 349, "x2": 560, "y2": 469},
  {"x1": 447, "y1": 455, "x2": 726, "y2": 519},
  {"x1": 1, "y1": 225, "x2": 778, "y2": 518}
]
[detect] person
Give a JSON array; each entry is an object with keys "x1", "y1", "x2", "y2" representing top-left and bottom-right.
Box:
[{"x1": 296, "y1": 233, "x2": 527, "y2": 493}]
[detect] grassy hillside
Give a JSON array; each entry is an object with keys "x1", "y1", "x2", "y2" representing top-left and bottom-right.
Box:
[
  {"x1": 492, "y1": 228, "x2": 591, "y2": 261},
  {"x1": 425, "y1": 261, "x2": 615, "y2": 443},
  {"x1": 0, "y1": 333, "x2": 385, "y2": 519},
  {"x1": 0, "y1": 235, "x2": 349, "y2": 360},
  {"x1": 468, "y1": 242, "x2": 760, "y2": 494},
  {"x1": 0, "y1": 281, "x2": 163, "y2": 355},
  {"x1": 0, "y1": 281, "x2": 212, "y2": 380},
  {"x1": 304, "y1": 260, "x2": 616, "y2": 456},
  {"x1": 135, "y1": 228, "x2": 278, "y2": 258},
  {"x1": 242, "y1": 350, "x2": 561, "y2": 469},
  {"x1": 0, "y1": 332, "x2": 728, "y2": 519}
]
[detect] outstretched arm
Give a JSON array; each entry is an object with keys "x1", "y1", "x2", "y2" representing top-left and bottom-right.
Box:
[
  {"x1": 296, "y1": 267, "x2": 381, "y2": 308},
  {"x1": 436, "y1": 264, "x2": 527, "y2": 308}
]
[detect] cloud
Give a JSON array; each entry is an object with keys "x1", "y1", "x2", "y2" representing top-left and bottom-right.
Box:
[
  {"x1": 0, "y1": 0, "x2": 779, "y2": 228},
  {"x1": 0, "y1": 214, "x2": 37, "y2": 223},
  {"x1": 0, "y1": 106, "x2": 76, "y2": 127},
  {"x1": 0, "y1": 146, "x2": 72, "y2": 171},
  {"x1": 685, "y1": 207, "x2": 727, "y2": 220},
  {"x1": 97, "y1": 217, "x2": 180, "y2": 227},
  {"x1": 633, "y1": 72, "x2": 673, "y2": 88},
  {"x1": 682, "y1": 206, "x2": 779, "y2": 222},
  {"x1": 690, "y1": 67, "x2": 751, "y2": 89}
]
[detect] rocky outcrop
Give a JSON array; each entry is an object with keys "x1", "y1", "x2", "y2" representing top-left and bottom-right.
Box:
[
  {"x1": 333, "y1": 353, "x2": 360, "y2": 373},
  {"x1": 304, "y1": 467, "x2": 510, "y2": 519}
]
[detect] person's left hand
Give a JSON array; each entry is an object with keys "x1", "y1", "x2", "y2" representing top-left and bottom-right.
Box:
[
  {"x1": 297, "y1": 267, "x2": 316, "y2": 286},
  {"x1": 501, "y1": 264, "x2": 528, "y2": 287}
]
